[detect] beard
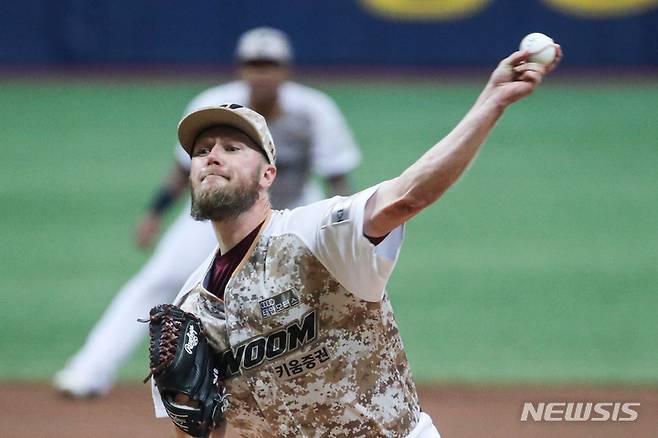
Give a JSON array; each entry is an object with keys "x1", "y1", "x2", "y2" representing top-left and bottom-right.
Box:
[{"x1": 190, "y1": 169, "x2": 260, "y2": 222}]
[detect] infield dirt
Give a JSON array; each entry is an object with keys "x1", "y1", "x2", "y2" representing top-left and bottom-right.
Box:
[{"x1": 1, "y1": 383, "x2": 656, "y2": 437}]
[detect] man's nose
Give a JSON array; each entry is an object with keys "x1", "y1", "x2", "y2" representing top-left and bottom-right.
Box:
[{"x1": 206, "y1": 145, "x2": 225, "y2": 165}]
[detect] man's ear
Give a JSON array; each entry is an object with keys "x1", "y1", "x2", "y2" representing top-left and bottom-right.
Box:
[{"x1": 260, "y1": 164, "x2": 277, "y2": 189}]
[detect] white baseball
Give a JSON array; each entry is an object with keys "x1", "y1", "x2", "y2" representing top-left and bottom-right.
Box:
[{"x1": 520, "y1": 32, "x2": 556, "y2": 65}]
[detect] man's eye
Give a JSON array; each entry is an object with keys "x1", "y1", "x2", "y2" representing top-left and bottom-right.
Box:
[
  {"x1": 225, "y1": 145, "x2": 239, "y2": 152},
  {"x1": 194, "y1": 147, "x2": 211, "y2": 156}
]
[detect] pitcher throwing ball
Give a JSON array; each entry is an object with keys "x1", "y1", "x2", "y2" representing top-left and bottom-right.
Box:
[{"x1": 150, "y1": 45, "x2": 562, "y2": 437}]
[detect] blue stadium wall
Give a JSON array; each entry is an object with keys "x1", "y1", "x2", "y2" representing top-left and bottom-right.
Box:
[{"x1": 2, "y1": 0, "x2": 657, "y2": 67}]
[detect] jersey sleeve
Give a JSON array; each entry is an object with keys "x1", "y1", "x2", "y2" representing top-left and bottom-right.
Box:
[
  {"x1": 281, "y1": 185, "x2": 404, "y2": 302},
  {"x1": 307, "y1": 93, "x2": 361, "y2": 178}
]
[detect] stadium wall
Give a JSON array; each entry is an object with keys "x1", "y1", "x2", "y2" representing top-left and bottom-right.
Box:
[{"x1": 1, "y1": 0, "x2": 657, "y2": 67}]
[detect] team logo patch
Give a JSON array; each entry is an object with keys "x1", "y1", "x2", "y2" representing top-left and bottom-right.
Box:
[
  {"x1": 218, "y1": 310, "x2": 317, "y2": 378},
  {"x1": 330, "y1": 200, "x2": 351, "y2": 225},
  {"x1": 321, "y1": 200, "x2": 353, "y2": 229},
  {"x1": 259, "y1": 288, "x2": 300, "y2": 318}
]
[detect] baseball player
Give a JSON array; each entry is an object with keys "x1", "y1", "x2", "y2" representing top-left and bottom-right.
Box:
[
  {"x1": 53, "y1": 27, "x2": 361, "y2": 397},
  {"x1": 150, "y1": 45, "x2": 562, "y2": 437}
]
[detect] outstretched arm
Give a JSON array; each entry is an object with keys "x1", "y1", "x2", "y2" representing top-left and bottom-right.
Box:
[{"x1": 364, "y1": 47, "x2": 562, "y2": 238}]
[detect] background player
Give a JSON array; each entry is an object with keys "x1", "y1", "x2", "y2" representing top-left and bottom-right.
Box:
[
  {"x1": 54, "y1": 27, "x2": 361, "y2": 397},
  {"x1": 153, "y1": 44, "x2": 562, "y2": 438}
]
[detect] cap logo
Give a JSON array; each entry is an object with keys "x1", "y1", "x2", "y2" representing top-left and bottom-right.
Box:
[{"x1": 220, "y1": 103, "x2": 244, "y2": 110}]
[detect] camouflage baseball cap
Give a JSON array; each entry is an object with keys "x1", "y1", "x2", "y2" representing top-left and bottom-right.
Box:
[{"x1": 178, "y1": 104, "x2": 276, "y2": 164}]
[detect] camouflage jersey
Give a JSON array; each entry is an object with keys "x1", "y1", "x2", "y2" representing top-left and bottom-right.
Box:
[{"x1": 154, "y1": 186, "x2": 425, "y2": 437}]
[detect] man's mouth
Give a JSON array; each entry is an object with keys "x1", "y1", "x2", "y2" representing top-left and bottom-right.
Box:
[{"x1": 201, "y1": 173, "x2": 229, "y2": 182}]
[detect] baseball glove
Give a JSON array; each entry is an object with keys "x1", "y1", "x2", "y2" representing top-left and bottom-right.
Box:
[{"x1": 142, "y1": 304, "x2": 228, "y2": 437}]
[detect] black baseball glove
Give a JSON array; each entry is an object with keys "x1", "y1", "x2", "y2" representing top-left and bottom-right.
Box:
[{"x1": 142, "y1": 304, "x2": 228, "y2": 437}]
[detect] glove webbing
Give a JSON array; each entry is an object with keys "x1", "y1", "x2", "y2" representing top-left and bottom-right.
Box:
[
  {"x1": 140, "y1": 304, "x2": 200, "y2": 383},
  {"x1": 151, "y1": 313, "x2": 182, "y2": 375}
]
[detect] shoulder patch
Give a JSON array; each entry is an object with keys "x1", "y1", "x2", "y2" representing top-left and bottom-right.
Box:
[{"x1": 323, "y1": 199, "x2": 352, "y2": 229}]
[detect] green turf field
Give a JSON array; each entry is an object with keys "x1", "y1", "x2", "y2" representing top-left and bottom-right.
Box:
[{"x1": 1, "y1": 77, "x2": 656, "y2": 384}]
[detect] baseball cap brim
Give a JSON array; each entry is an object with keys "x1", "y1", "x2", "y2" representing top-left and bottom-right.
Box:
[{"x1": 177, "y1": 107, "x2": 265, "y2": 159}]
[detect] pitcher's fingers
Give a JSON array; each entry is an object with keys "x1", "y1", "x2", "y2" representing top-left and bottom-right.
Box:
[
  {"x1": 513, "y1": 62, "x2": 547, "y2": 75},
  {"x1": 546, "y1": 44, "x2": 563, "y2": 74},
  {"x1": 502, "y1": 50, "x2": 530, "y2": 67},
  {"x1": 519, "y1": 70, "x2": 544, "y2": 86}
]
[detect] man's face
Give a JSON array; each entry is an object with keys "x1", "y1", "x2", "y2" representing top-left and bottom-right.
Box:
[
  {"x1": 238, "y1": 60, "x2": 289, "y2": 101},
  {"x1": 189, "y1": 126, "x2": 271, "y2": 221}
]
